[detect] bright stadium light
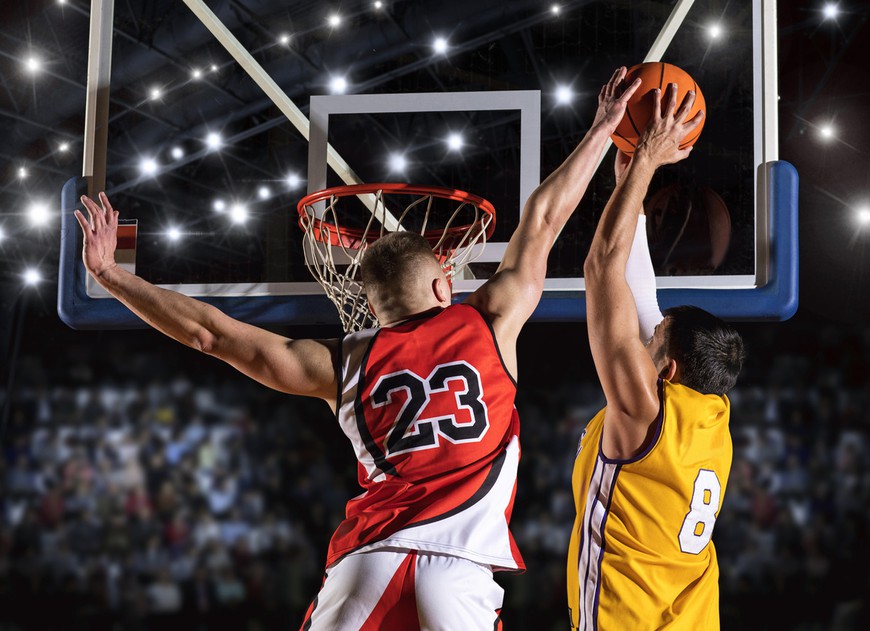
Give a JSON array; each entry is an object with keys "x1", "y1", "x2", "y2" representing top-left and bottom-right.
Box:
[
  {"x1": 17, "y1": 167, "x2": 28, "y2": 180},
  {"x1": 388, "y1": 152, "x2": 407, "y2": 173},
  {"x1": 0, "y1": 225, "x2": 6, "y2": 243},
  {"x1": 205, "y1": 131, "x2": 222, "y2": 150},
  {"x1": 551, "y1": 4, "x2": 561, "y2": 15},
  {"x1": 707, "y1": 23, "x2": 723, "y2": 39},
  {"x1": 166, "y1": 226, "x2": 182, "y2": 242},
  {"x1": 818, "y1": 123, "x2": 835, "y2": 140},
  {"x1": 446, "y1": 132, "x2": 463, "y2": 151},
  {"x1": 374, "y1": 1, "x2": 384, "y2": 9},
  {"x1": 258, "y1": 186, "x2": 272, "y2": 200},
  {"x1": 171, "y1": 146, "x2": 184, "y2": 160},
  {"x1": 229, "y1": 203, "x2": 249, "y2": 224},
  {"x1": 328, "y1": 13, "x2": 341, "y2": 27},
  {"x1": 191, "y1": 68, "x2": 203, "y2": 80},
  {"x1": 286, "y1": 173, "x2": 302, "y2": 189},
  {"x1": 857, "y1": 205, "x2": 870, "y2": 227},
  {"x1": 823, "y1": 3, "x2": 839, "y2": 20},
  {"x1": 149, "y1": 86, "x2": 162, "y2": 100},
  {"x1": 433, "y1": 37, "x2": 448, "y2": 55},
  {"x1": 213, "y1": 199, "x2": 226, "y2": 213},
  {"x1": 139, "y1": 157, "x2": 159, "y2": 176},
  {"x1": 555, "y1": 84, "x2": 574, "y2": 105},
  {"x1": 58, "y1": 142, "x2": 70, "y2": 152},
  {"x1": 279, "y1": 33, "x2": 291, "y2": 46},
  {"x1": 330, "y1": 75, "x2": 348, "y2": 94},
  {"x1": 23, "y1": 268, "x2": 42, "y2": 286},
  {"x1": 24, "y1": 56, "x2": 42, "y2": 74},
  {"x1": 27, "y1": 201, "x2": 51, "y2": 227}
]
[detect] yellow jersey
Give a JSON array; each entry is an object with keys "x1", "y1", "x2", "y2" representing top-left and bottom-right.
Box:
[{"x1": 567, "y1": 379, "x2": 732, "y2": 630}]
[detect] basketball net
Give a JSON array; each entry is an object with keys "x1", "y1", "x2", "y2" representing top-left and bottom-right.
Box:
[{"x1": 297, "y1": 183, "x2": 496, "y2": 333}]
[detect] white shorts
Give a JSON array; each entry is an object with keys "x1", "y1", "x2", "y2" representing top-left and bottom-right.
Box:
[{"x1": 300, "y1": 548, "x2": 505, "y2": 631}]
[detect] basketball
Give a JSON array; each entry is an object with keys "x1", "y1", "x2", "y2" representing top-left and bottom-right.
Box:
[{"x1": 611, "y1": 62, "x2": 706, "y2": 156}]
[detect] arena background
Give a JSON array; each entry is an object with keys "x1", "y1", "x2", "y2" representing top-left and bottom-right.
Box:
[{"x1": 2, "y1": 1, "x2": 870, "y2": 630}]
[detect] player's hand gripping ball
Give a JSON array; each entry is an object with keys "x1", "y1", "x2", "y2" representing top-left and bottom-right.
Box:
[{"x1": 610, "y1": 62, "x2": 706, "y2": 156}]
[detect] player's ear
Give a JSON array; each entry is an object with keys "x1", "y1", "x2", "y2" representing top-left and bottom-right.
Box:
[
  {"x1": 659, "y1": 358, "x2": 678, "y2": 382},
  {"x1": 432, "y1": 276, "x2": 451, "y2": 305}
]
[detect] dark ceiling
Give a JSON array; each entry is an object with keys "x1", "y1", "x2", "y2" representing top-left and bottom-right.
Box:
[{"x1": 1, "y1": 0, "x2": 869, "y2": 336}]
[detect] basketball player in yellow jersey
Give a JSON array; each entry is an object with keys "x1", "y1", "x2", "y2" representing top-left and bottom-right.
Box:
[{"x1": 568, "y1": 83, "x2": 746, "y2": 630}]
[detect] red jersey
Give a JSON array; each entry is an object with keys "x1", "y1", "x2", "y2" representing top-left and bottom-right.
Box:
[{"x1": 327, "y1": 303, "x2": 524, "y2": 572}]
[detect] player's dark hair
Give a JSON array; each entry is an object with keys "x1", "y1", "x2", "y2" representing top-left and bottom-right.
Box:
[
  {"x1": 360, "y1": 231, "x2": 438, "y2": 297},
  {"x1": 662, "y1": 305, "x2": 745, "y2": 396}
]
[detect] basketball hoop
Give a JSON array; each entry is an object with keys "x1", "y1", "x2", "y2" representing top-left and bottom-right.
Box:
[{"x1": 297, "y1": 183, "x2": 496, "y2": 333}]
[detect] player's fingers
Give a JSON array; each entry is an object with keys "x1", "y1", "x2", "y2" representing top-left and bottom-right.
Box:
[
  {"x1": 662, "y1": 83, "x2": 678, "y2": 117},
  {"x1": 651, "y1": 88, "x2": 663, "y2": 122},
  {"x1": 619, "y1": 77, "x2": 642, "y2": 103},
  {"x1": 73, "y1": 209, "x2": 91, "y2": 233},
  {"x1": 605, "y1": 66, "x2": 626, "y2": 100},
  {"x1": 682, "y1": 109, "x2": 705, "y2": 134},
  {"x1": 80, "y1": 195, "x2": 102, "y2": 227},
  {"x1": 98, "y1": 192, "x2": 115, "y2": 222},
  {"x1": 674, "y1": 90, "x2": 696, "y2": 122}
]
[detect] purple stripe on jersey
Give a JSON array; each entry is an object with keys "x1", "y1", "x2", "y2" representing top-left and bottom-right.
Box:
[{"x1": 592, "y1": 463, "x2": 619, "y2": 631}]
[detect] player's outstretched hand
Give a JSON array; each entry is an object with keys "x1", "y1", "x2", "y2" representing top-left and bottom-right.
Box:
[
  {"x1": 75, "y1": 192, "x2": 120, "y2": 278},
  {"x1": 592, "y1": 66, "x2": 642, "y2": 135},
  {"x1": 634, "y1": 83, "x2": 704, "y2": 168}
]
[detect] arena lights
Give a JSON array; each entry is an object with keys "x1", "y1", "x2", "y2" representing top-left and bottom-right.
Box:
[
  {"x1": 210, "y1": 64, "x2": 218, "y2": 73},
  {"x1": 257, "y1": 186, "x2": 272, "y2": 200},
  {"x1": 446, "y1": 132, "x2": 463, "y2": 151},
  {"x1": 374, "y1": 1, "x2": 384, "y2": 10},
  {"x1": 285, "y1": 173, "x2": 302, "y2": 189},
  {"x1": 149, "y1": 86, "x2": 162, "y2": 100},
  {"x1": 330, "y1": 75, "x2": 348, "y2": 94},
  {"x1": 58, "y1": 142, "x2": 70, "y2": 152},
  {"x1": 555, "y1": 84, "x2": 574, "y2": 105},
  {"x1": 551, "y1": 4, "x2": 561, "y2": 16},
  {"x1": 818, "y1": 123, "x2": 836, "y2": 140},
  {"x1": 17, "y1": 167, "x2": 28, "y2": 180},
  {"x1": 856, "y1": 205, "x2": 870, "y2": 227},
  {"x1": 190, "y1": 68, "x2": 203, "y2": 80},
  {"x1": 707, "y1": 23, "x2": 723, "y2": 39},
  {"x1": 822, "y1": 3, "x2": 839, "y2": 20},
  {"x1": 0, "y1": 225, "x2": 5, "y2": 243},
  {"x1": 170, "y1": 146, "x2": 184, "y2": 160},
  {"x1": 205, "y1": 131, "x2": 222, "y2": 150},
  {"x1": 279, "y1": 34, "x2": 291, "y2": 46},
  {"x1": 139, "y1": 157, "x2": 159, "y2": 176},
  {"x1": 433, "y1": 37, "x2": 449, "y2": 55},
  {"x1": 166, "y1": 226, "x2": 182, "y2": 242},
  {"x1": 23, "y1": 268, "x2": 42, "y2": 287},
  {"x1": 229, "y1": 203, "x2": 249, "y2": 225},
  {"x1": 213, "y1": 199, "x2": 226, "y2": 213},
  {"x1": 24, "y1": 56, "x2": 42, "y2": 74},
  {"x1": 328, "y1": 14, "x2": 342, "y2": 28},
  {"x1": 388, "y1": 153, "x2": 407, "y2": 173},
  {"x1": 27, "y1": 202, "x2": 51, "y2": 227}
]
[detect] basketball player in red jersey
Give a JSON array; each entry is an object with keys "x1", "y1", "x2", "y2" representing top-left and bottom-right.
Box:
[{"x1": 75, "y1": 67, "x2": 640, "y2": 630}]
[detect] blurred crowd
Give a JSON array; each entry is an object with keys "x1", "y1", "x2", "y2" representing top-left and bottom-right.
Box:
[{"x1": 1, "y1": 321, "x2": 869, "y2": 630}]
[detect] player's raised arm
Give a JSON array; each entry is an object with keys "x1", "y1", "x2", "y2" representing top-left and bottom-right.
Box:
[
  {"x1": 75, "y1": 192, "x2": 338, "y2": 404},
  {"x1": 465, "y1": 67, "x2": 640, "y2": 375},
  {"x1": 584, "y1": 85, "x2": 703, "y2": 458}
]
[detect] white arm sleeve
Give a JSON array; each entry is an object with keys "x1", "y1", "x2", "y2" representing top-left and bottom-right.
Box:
[{"x1": 626, "y1": 215, "x2": 664, "y2": 342}]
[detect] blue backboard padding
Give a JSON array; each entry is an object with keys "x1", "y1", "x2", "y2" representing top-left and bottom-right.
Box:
[
  {"x1": 58, "y1": 161, "x2": 797, "y2": 330},
  {"x1": 481, "y1": 160, "x2": 799, "y2": 323}
]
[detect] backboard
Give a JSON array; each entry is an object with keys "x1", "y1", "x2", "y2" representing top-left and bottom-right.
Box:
[{"x1": 58, "y1": 0, "x2": 797, "y2": 330}]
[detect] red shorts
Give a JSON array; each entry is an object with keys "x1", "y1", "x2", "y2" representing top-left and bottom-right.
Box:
[{"x1": 300, "y1": 548, "x2": 504, "y2": 630}]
